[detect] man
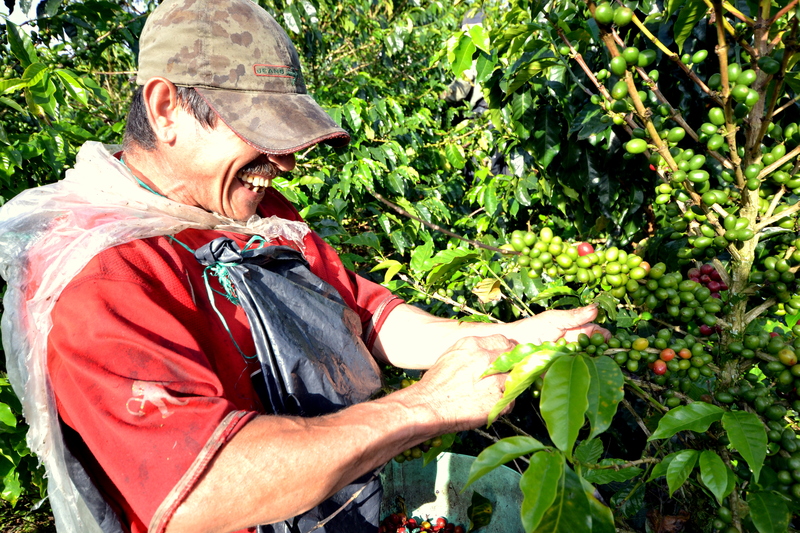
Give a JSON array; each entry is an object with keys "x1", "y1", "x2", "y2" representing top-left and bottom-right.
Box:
[{"x1": 0, "y1": 1, "x2": 604, "y2": 532}]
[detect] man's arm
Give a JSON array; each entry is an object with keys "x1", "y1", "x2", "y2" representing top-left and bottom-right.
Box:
[
  {"x1": 164, "y1": 335, "x2": 514, "y2": 533},
  {"x1": 372, "y1": 302, "x2": 607, "y2": 369}
]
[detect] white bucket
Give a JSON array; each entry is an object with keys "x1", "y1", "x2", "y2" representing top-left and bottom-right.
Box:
[{"x1": 380, "y1": 452, "x2": 525, "y2": 532}]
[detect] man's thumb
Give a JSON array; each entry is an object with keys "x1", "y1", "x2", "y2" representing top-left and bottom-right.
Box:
[{"x1": 555, "y1": 305, "x2": 598, "y2": 329}]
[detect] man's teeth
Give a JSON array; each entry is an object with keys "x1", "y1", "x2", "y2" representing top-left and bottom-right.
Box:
[{"x1": 239, "y1": 172, "x2": 269, "y2": 192}]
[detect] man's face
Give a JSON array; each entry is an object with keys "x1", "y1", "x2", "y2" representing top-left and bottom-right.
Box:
[{"x1": 171, "y1": 110, "x2": 296, "y2": 221}]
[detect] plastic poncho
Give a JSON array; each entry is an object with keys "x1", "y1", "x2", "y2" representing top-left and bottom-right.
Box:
[{"x1": 0, "y1": 141, "x2": 312, "y2": 532}]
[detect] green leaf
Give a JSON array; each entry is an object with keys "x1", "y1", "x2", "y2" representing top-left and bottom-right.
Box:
[
  {"x1": 409, "y1": 238, "x2": 433, "y2": 273},
  {"x1": 747, "y1": 491, "x2": 791, "y2": 533},
  {"x1": 724, "y1": 465, "x2": 736, "y2": 500},
  {"x1": 673, "y1": 0, "x2": 707, "y2": 53},
  {"x1": 583, "y1": 461, "x2": 642, "y2": 485},
  {"x1": 666, "y1": 449, "x2": 699, "y2": 497},
  {"x1": 467, "y1": 490, "x2": 493, "y2": 531},
  {"x1": 345, "y1": 231, "x2": 381, "y2": 251},
  {"x1": 483, "y1": 344, "x2": 565, "y2": 377},
  {"x1": 452, "y1": 34, "x2": 477, "y2": 79},
  {"x1": 699, "y1": 450, "x2": 728, "y2": 504},
  {"x1": 31, "y1": 78, "x2": 58, "y2": 117},
  {"x1": 41, "y1": 0, "x2": 62, "y2": 17},
  {"x1": 465, "y1": 436, "x2": 547, "y2": 490},
  {"x1": 610, "y1": 482, "x2": 645, "y2": 519},
  {"x1": 427, "y1": 248, "x2": 479, "y2": 285},
  {"x1": 482, "y1": 181, "x2": 498, "y2": 215},
  {"x1": 592, "y1": 293, "x2": 619, "y2": 323},
  {"x1": 422, "y1": 432, "x2": 456, "y2": 466},
  {"x1": 534, "y1": 466, "x2": 592, "y2": 532},
  {"x1": 22, "y1": 63, "x2": 49, "y2": 88},
  {"x1": 6, "y1": 20, "x2": 39, "y2": 67},
  {"x1": 540, "y1": 354, "x2": 590, "y2": 459},
  {"x1": 574, "y1": 438, "x2": 603, "y2": 465},
  {"x1": 474, "y1": 53, "x2": 496, "y2": 84},
  {"x1": 54, "y1": 69, "x2": 89, "y2": 105},
  {"x1": 530, "y1": 107, "x2": 561, "y2": 170},
  {"x1": 370, "y1": 259, "x2": 403, "y2": 284},
  {"x1": 343, "y1": 102, "x2": 362, "y2": 132},
  {"x1": 511, "y1": 90, "x2": 534, "y2": 121},
  {"x1": 584, "y1": 356, "x2": 624, "y2": 439},
  {"x1": 487, "y1": 347, "x2": 560, "y2": 423},
  {"x1": 468, "y1": 24, "x2": 491, "y2": 54},
  {"x1": 507, "y1": 57, "x2": 558, "y2": 93},
  {"x1": 282, "y1": 7, "x2": 302, "y2": 34},
  {"x1": 648, "y1": 402, "x2": 723, "y2": 441},
  {"x1": 0, "y1": 467, "x2": 21, "y2": 506},
  {"x1": 721, "y1": 410, "x2": 767, "y2": 483},
  {"x1": 0, "y1": 404, "x2": 16, "y2": 429},
  {"x1": 648, "y1": 453, "x2": 675, "y2": 481},
  {"x1": 519, "y1": 451, "x2": 564, "y2": 532},
  {"x1": 528, "y1": 284, "x2": 576, "y2": 304},
  {"x1": 0, "y1": 78, "x2": 27, "y2": 95},
  {"x1": 577, "y1": 481, "x2": 614, "y2": 532},
  {"x1": 583, "y1": 480, "x2": 616, "y2": 533},
  {"x1": 444, "y1": 143, "x2": 467, "y2": 170},
  {"x1": 663, "y1": 0, "x2": 687, "y2": 18}
]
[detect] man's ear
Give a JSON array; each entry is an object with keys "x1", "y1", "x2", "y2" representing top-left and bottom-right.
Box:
[{"x1": 141, "y1": 77, "x2": 180, "y2": 145}]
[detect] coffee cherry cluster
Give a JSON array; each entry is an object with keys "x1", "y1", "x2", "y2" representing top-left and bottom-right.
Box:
[
  {"x1": 505, "y1": 228, "x2": 649, "y2": 294},
  {"x1": 394, "y1": 436, "x2": 443, "y2": 464},
  {"x1": 714, "y1": 332, "x2": 800, "y2": 507},
  {"x1": 394, "y1": 377, "x2": 446, "y2": 462},
  {"x1": 576, "y1": 328, "x2": 715, "y2": 385},
  {"x1": 687, "y1": 263, "x2": 728, "y2": 297},
  {"x1": 504, "y1": 227, "x2": 729, "y2": 339},
  {"x1": 627, "y1": 268, "x2": 723, "y2": 334},
  {"x1": 593, "y1": 2, "x2": 634, "y2": 28},
  {"x1": 379, "y1": 513, "x2": 465, "y2": 533},
  {"x1": 748, "y1": 249, "x2": 800, "y2": 317}
]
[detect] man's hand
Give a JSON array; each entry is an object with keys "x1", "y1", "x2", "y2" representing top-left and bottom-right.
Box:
[
  {"x1": 507, "y1": 304, "x2": 610, "y2": 345},
  {"x1": 404, "y1": 335, "x2": 515, "y2": 431}
]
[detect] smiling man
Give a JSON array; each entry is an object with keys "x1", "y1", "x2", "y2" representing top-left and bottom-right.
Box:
[{"x1": 0, "y1": 1, "x2": 605, "y2": 533}]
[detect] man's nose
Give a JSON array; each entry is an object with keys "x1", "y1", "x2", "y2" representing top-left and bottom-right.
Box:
[{"x1": 268, "y1": 153, "x2": 296, "y2": 172}]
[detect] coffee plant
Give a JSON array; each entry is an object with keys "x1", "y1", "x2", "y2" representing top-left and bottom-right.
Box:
[{"x1": 406, "y1": 0, "x2": 800, "y2": 531}]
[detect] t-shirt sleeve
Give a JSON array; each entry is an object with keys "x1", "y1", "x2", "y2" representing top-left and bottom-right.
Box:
[
  {"x1": 47, "y1": 239, "x2": 257, "y2": 532},
  {"x1": 302, "y1": 230, "x2": 404, "y2": 350}
]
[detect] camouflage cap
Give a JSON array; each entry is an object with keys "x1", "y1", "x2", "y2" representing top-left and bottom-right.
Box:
[{"x1": 136, "y1": 0, "x2": 350, "y2": 154}]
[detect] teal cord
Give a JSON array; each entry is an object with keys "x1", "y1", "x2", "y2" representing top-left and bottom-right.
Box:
[
  {"x1": 134, "y1": 177, "x2": 168, "y2": 198},
  {"x1": 245, "y1": 235, "x2": 267, "y2": 250},
  {"x1": 168, "y1": 236, "x2": 255, "y2": 361},
  {"x1": 120, "y1": 156, "x2": 167, "y2": 198},
  {"x1": 201, "y1": 267, "x2": 254, "y2": 360}
]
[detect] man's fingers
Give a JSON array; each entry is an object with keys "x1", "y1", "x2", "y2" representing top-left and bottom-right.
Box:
[
  {"x1": 543, "y1": 305, "x2": 599, "y2": 330},
  {"x1": 562, "y1": 323, "x2": 611, "y2": 343},
  {"x1": 451, "y1": 334, "x2": 517, "y2": 354}
]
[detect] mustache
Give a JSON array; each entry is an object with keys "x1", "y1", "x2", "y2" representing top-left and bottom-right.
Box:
[{"x1": 240, "y1": 158, "x2": 279, "y2": 179}]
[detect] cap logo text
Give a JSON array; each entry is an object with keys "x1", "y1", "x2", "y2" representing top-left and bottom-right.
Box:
[{"x1": 254, "y1": 64, "x2": 301, "y2": 85}]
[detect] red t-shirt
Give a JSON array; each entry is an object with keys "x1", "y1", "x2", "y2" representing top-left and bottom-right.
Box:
[{"x1": 47, "y1": 188, "x2": 403, "y2": 533}]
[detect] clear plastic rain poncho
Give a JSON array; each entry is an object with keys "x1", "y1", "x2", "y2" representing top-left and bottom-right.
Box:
[{"x1": 0, "y1": 141, "x2": 312, "y2": 532}]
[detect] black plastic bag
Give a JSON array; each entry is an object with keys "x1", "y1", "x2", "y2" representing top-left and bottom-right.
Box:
[{"x1": 195, "y1": 238, "x2": 384, "y2": 533}]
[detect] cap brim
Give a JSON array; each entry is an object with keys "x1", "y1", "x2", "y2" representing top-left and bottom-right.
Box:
[{"x1": 195, "y1": 87, "x2": 350, "y2": 155}]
